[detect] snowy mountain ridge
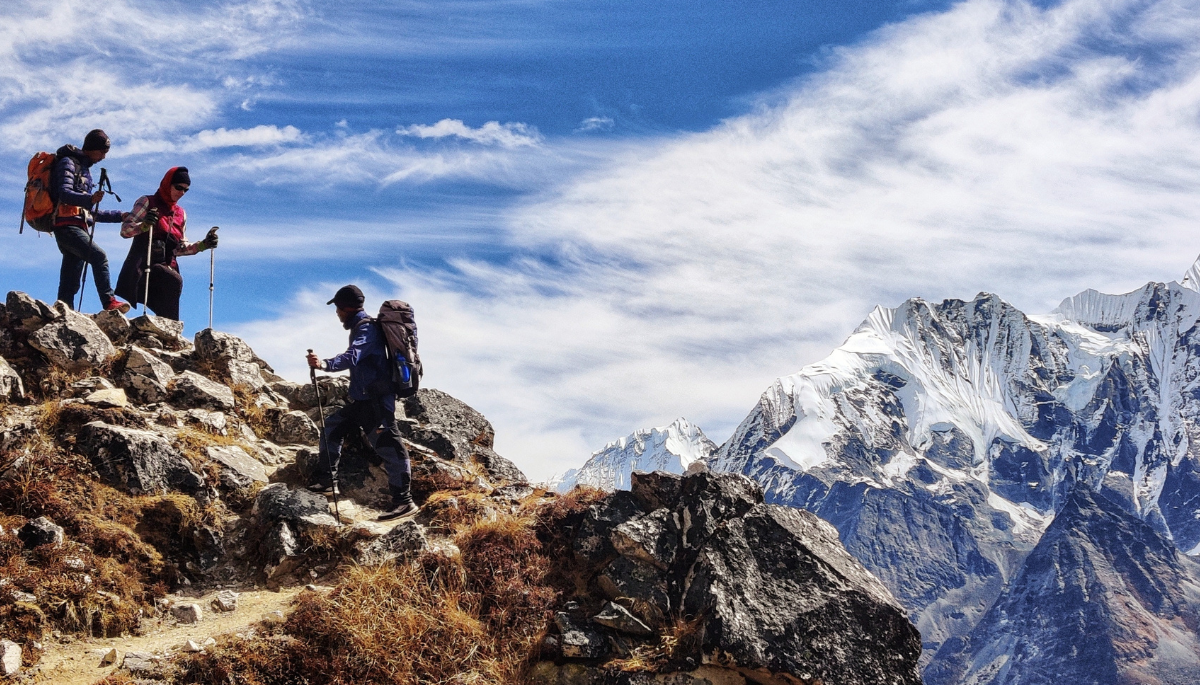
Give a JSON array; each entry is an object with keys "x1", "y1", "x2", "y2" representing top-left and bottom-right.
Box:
[
  {"x1": 552, "y1": 417, "x2": 714, "y2": 492},
  {"x1": 566, "y1": 256, "x2": 1200, "y2": 678}
]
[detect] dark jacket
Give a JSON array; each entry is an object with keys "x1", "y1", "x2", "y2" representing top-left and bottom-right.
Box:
[
  {"x1": 49, "y1": 145, "x2": 122, "y2": 229},
  {"x1": 323, "y1": 310, "x2": 392, "y2": 403}
]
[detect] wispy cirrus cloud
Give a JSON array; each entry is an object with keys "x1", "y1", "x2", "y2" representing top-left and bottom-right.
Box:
[
  {"x1": 241, "y1": 0, "x2": 1200, "y2": 482},
  {"x1": 397, "y1": 119, "x2": 542, "y2": 148}
]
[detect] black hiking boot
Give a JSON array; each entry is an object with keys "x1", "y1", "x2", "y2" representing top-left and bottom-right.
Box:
[
  {"x1": 376, "y1": 501, "x2": 419, "y2": 522},
  {"x1": 307, "y1": 481, "x2": 337, "y2": 496}
]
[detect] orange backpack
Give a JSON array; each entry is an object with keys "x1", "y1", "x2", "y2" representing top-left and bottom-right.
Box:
[{"x1": 21, "y1": 152, "x2": 58, "y2": 233}]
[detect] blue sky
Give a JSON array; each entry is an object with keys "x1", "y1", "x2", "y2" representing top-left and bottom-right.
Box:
[{"x1": 4, "y1": 0, "x2": 1200, "y2": 481}]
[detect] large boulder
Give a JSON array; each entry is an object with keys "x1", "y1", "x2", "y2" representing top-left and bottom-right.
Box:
[
  {"x1": 354, "y1": 520, "x2": 428, "y2": 565},
  {"x1": 545, "y1": 470, "x2": 922, "y2": 685},
  {"x1": 119, "y1": 345, "x2": 175, "y2": 404},
  {"x1": 194, "y1": 328, "x2": 256, "y2": 364},
  {"x1": 129, "y1": 315, "x2": 187, "y2": 349},
  {"x1": 274, "y1": 410, "x2": 319, "y2": 445},
  {"x1": 205, "y1": 445, "x2": 269, "y2": 489},
  {"x1": 91, "y1": 309, "x2": 131, "y2": 344},
  {"x1": 27, "y1": 311, "x2": 116, "y2": 372},
  {"x1": 78, "y1": 421, "x2": 206, "y2": 496},
  {"x1": 401, "y1": 389, "x2": 527, "y2": 483},
  {"x1": 170, "y1": 370, "x2": 235, "y2": 411},
  {"x1": 5, "y1": 291, "x2": 52, "y2": 332},
  {"x1": 0, "y1": 356, "x2": 24, "y2": 401},
  {"x1": 253, "y1": 483, "x2": 337, "y2": 528}
]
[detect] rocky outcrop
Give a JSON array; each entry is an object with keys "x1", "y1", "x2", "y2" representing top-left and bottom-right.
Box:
[
  {"x1": 78, "y1": 421, "x2": 206, "y2": 496},
  {"x1": 27, "y1": 310, "x2": 115, "y2": 372},
  {"x1": 119, "y1": 345, "x2": 175, "y2": 404},
  {"x1": 402, "y1": 388, "x2": 526, "y2": 484},
  {"x1": 926, "y1": 487, "x2": 1200, "y2": 685},
  {"x1": 170, "y1": 370, "x2": 236, "y2": 411},
  {"x1": 534, "y1": 470, "x2": 923, "y2": 685},
  {"x1": 0, "y1": 356, "x2": 23, "y2": 401}
]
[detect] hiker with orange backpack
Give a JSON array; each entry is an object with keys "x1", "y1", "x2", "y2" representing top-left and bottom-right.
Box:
[
  {"x1": 114, "y1": 167, "x2": 218, "y2": 321},
  {"x1": 38, "y1": 130, "x2": 131, "y2": 312}
]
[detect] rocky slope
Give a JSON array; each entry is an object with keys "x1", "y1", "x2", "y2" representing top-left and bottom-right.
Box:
[
  {"x1": 0, "y1": 290, "x2": 920, "y2": 684},
  {"x1": 569, "y1": 258, "x2": 1200, "y2": 680},
  {"x1": 926, "y1": 486, "x2": 1200, "y2": 685}
]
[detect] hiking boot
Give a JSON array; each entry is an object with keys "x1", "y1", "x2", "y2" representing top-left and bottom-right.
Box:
[
  {"x1": 376, "y1": 502, "x2": 419, "y2": 522},
  {"x1": 307, "y1": 481, "x2": 337, "y2": 496},
  {"x1": 104, "y1": 297, "x2": 131, "y2": 314}
]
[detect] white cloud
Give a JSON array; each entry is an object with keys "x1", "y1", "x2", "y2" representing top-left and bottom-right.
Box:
[
  {"x1": 237, "y1": 0, "x2": 1200, "y2": 483},
  {"x1": 397, "y1": 119, "x2": 542, "y2": 148},
  {"x1": 576, "y1": 116, "x2": 614, "y2": 133}
]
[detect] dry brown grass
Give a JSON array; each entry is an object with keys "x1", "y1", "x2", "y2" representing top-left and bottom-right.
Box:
[{"x1": 230, "y1": 383, "x2": 276, "y2": 440}]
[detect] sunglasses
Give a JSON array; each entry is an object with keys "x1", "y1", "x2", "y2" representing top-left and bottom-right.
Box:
[{"x1": 172, "y1": 184, "x2": 189, "y2": 193}]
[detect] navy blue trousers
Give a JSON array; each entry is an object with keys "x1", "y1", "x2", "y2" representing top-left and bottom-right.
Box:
[
  {"x1": 54, "y1": 225, "x2": 113, "y2": 307},
  {"x1": 318, "y1": 397, "x2": 412, "y2": 502}
]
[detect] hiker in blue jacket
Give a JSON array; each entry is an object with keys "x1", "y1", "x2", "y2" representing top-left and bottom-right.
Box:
[
  {"x1": 49, "y1": 129, "x2": 130, "y2": 312},
  {"x1": 306, "y1": 284, "x2": 418, "y2": 522}
]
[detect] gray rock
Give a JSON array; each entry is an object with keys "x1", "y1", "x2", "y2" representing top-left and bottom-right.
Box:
[
  {"x1": 211, "y1": 590, "x2": 239, "y2": 613},
  {"x1": 611, "y1": 508, "x2": 677, "y2": 571},
  {"x1": 596, "y1": 555, "x2": 669, "y2": 610},
  {"x1": 91, "y1": 308, "x2": 131, "y2": 343},
  {"x1": 268, "y1": 380, "x2": 305, "y2": 406},
  {"x1": 170, "y1": 370, "x2": 235, "y2": 410},
  {"x1": 78, "y1": 421, "x2": 206, "y2": 495},
  {"x1": 205, "y1": 445, "x2": 269, "y2": 488},
  {"x1": 274, "y1": 410, "x2": 318, "y2": 445},
  {"x1": 100, "y1": 647, "x2": 120, "y2": 666},
  {"x1": 354, "y1": 520, "x2": 428, "y2": 565},
  {"x1": 554, "y1": 612, "x2": 607, "y2": 659},
  {"x1": 70, "y1": 376, "x2": 115, "y2": 396},
  {"x1": 400, "y1": 389, "x2": 526, "y2": 483},
  {"x1": 84, "y1": 388, "x2": 128, "y2": 408},
  {"x1": 194, "y1": 328, "x2": 256, "y2": 363},
  {"x1": 682, "y1": 504, "x2": 921, "y2": 685},
  {"x1": 573, "y1": 490, "x2": 643, "y2": 565},
  {"x1": 121, "y1": 650, "x2": 158, "y2": 673},
  {"x1": 254, "y1": 483, "x2": 335, "y2": 527},
  {"x1": 28, "y1": 313, "x2": 116, "y2": 372},
  {"x1": 5, "y1": 291, "x2": 52, "y2": 332},
  {"x1": 676, "y1": 470, "x2": 761, "y2": 550},
  {"x1": 629, "y1": 470, "x2": 683, "y2": 512},
  {"x1": 186, "y1": 408, "x2": 228, "y2": 435},
  {"x1": 130, "y1": 315, "x2": 187, "y2": 348},
  {"x1": 492, "y1": 483, "x2": 535, "y2": 501},
  {"x1": 171, "y1": 603, "x2": 202, "y2": 624},
  {"x1": 0, "y1": 357, "x2": 23, "y2": 401},
  {"x1": 0, "y1": 639, "x2": 20, "y2": 677},
  {"x1": 262, "y1": 520, "x2": 299, "y2": 578},
  {"x1": 289, "y1": 376, "x2": 349, "y2": 411},
  {"x1": 18, "y1": 516, "x2": 64, "y2": 548},
  {"x1": 120, "y1": 345, "x2": 175, "y2": 403},
  {"x1": 591, "y1": 601, "x2": 653, "y2": 636},
  {"x1": 224, "y1": 359, "x2": 266, "y2": 391}
]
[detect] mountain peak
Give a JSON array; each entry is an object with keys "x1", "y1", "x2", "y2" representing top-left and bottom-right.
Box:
[{"x1": 553, "y1": 417, "x2": 716, "y2": 492}]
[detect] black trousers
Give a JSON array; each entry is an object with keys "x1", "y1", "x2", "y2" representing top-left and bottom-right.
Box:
[{"x1": 318, "y1": 398, "x2": 412, "y2": 502}]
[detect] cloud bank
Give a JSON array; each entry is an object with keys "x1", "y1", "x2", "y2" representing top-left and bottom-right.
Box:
[{"x1": 240, "y1": 0, "x2": 1200, "y2": 482}]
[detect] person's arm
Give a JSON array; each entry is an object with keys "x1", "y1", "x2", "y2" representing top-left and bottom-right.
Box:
[
  {"x1": 94, "y1": 207, "x2": 124, "y2": 223},
  {"x1": 120, "y1": 196, "x2": 153, "y2": 238},
  {"x1": 52, "y1": 157, "x2": 94, "y2": 209},
  {"x1": 176, "y1": 210, "x2": 216, "y2": 256},
  {"x1": 323, "y1": 321, "x2": 370, "y2": 372}
]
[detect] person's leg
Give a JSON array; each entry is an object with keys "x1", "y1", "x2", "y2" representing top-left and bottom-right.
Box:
[
  {"x1": 147, "y1": 265, "x2": 183, "y2": 320},
  {"x1": 366, "y1": 397, "x2": 416, "y2": 518},
  {"x1": 53, "y1": 227, "x2": 88, "y2": 307},
  {"x1": 312, "y1": 402, "x2": 358, "y2": 489},
  {"x1": 82, "y1": 234, "x2": 114, "y2": 305}
]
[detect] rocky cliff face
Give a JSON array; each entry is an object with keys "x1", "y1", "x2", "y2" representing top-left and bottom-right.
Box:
[{"x1": 926, "y1": 487, "x2": 1200, "y2": 685}]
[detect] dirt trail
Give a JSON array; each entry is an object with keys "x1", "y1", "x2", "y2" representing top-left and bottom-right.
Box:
[{"x1": 28, "y1": 586, "x2": 305, "y2": 685}]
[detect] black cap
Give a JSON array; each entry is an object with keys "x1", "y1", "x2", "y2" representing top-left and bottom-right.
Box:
[
  {"x1": 170, "y1": 167, "x2": 191, "y2": 187},
  {"x1": 82, "y1": 129, "x2": 111, "y2": 151},
  {"x1": 327, "y1": 284, "x2": 365, "y2": 308}
]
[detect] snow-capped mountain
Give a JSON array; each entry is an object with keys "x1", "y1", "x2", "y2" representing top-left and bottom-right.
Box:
[
  {"x1": 553, "y1": 418, "x2": 714, "y2": 492},
  {"x1": 573, "y1": 257, "x2": 1200, "y2": 679}
]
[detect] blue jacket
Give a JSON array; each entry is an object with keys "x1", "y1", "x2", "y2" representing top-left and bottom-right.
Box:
[
  {"x1": 50, "y1": 145, "x2": 122, "y2": 228},
  {"x1": 323, "y1": 310, "x2": 393, "y2": 405}
]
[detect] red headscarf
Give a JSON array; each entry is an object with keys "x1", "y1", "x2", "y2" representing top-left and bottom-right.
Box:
[{"x1": 148, "y1": 167, "x2": 187, "y2": 241}]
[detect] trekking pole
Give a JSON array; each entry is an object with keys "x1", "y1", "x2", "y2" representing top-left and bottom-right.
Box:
[
  {"x1": 207, "y1": 227, "x2": 218, "y2": 330},
  {"x1": 142, "y1": 217, "x2": 153, "y2": 315},
  {"x1": 309, "y1": 350, "x2": 342, "y2": 526},
  {"x1": 79, "y1": 168, "x2": 121, "y2": 311}
]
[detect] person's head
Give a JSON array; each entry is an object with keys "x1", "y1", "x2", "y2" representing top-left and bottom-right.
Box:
[
  {"x1": 327, "y1": 285, "x2": 365, "y2": 327},
  {"x1": 82, "y1": 129, "x2": 110, "y2": 163},
  {"x1": 168, "y1": 167, "x2": 190, "y2": 203}
]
